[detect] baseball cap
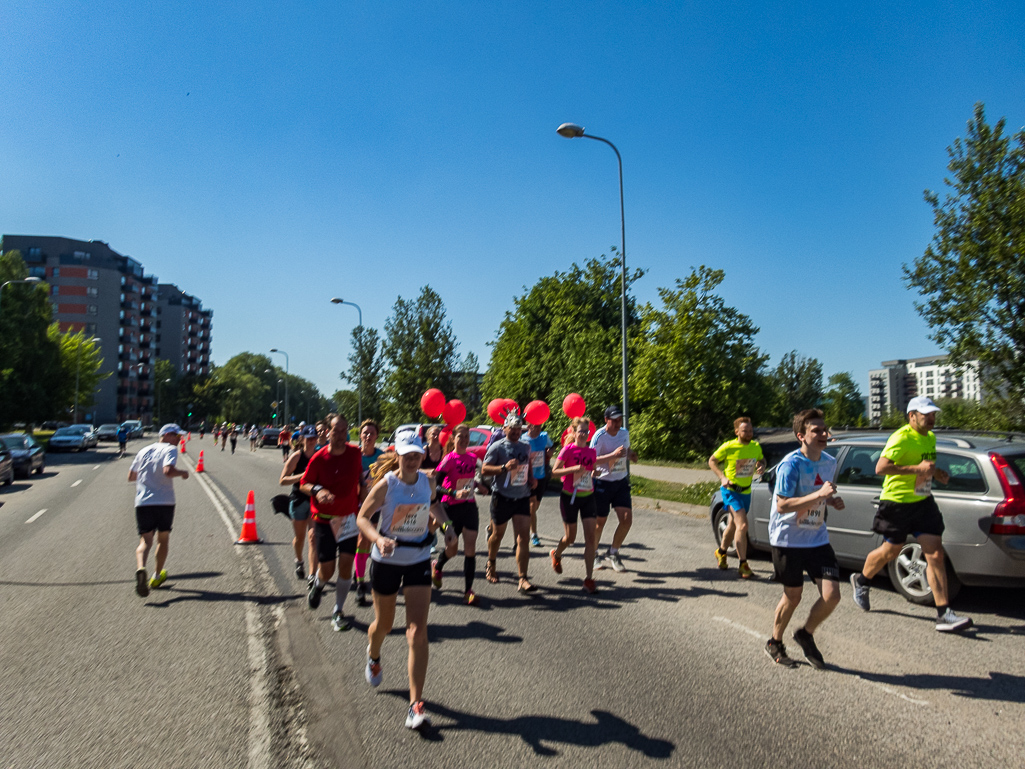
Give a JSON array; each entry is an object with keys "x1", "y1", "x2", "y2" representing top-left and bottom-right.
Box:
[
  {"x1": 159, "y1": 423, "x2": 183, "y2": 436},
  {"x1": 907, "y1": 396, "x2": 941, "y2": 414},
  {"x1": 395, "y1": 434, "x2": 426, "y2": 455},
  {"x1": 504, "y1": 412, "x2": 524, "y2": 428},
  {"x1": 604, "y1": 405, "x2": 624, "y2": 420},
  {"x1": 299, "y1": 425, "x2": 318, "y2": 438}
]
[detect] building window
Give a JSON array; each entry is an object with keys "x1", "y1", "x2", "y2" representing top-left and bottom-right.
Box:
[
  {"x1": 73, "y1": 251, "x2": 91, "y2": 260},
  {"x1": 51, "y1": 267, "x2": 60, "y2": 278},
  {"x1": 85, "y1": 323, "x2": 97, "y2": 334},
  {"x1": 88, "y1": 269, "x2": 99, "y2": 280},
  {"x1": 28, "y1": 247, "x2": 41, "y2": 258},
  {"x1": 51, "y1": 285, "x2": 59, "y2": 296},
  {"x1": 87, "y1": 287, "x2": 98, "y2": 297},
  {"x1": 28, "y1": 266, "x2": 45, "y2": 278},
  {"x1": 87, "y1": 305, "x2": 97, "y2": 315}
]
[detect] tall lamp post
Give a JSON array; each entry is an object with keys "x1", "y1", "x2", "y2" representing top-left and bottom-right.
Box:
[
  {"x1": 330, "y1": 298, "x2": 363, "y2": 426},
  {"x1": 557, "y1": 122, "x2": 630, "y2": 430},
  {"x1": 270, "y1": 348, "x2": 289, "y2": 426},
  {"x1": 74, "y1": 336, "x2": 102, "y2": 424},
  {"x1": 0, "y1": 277, "x2": 42, "y2": 319},
  {"x1": 156, "y1": 377, "x2": 172, "y2": 424}
]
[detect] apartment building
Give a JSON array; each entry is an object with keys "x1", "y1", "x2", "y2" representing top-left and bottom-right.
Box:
[
  {"x1": 868, "y1": 355, "x2": 982, "y2": 424},
  {"x1": 1, "y1": 235, "x2": 212, "y2": 424}
]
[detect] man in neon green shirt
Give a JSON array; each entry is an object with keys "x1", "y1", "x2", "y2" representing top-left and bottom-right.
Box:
[
  {"x1": 710, "y1": 416, "x2": 765, "y2": 579},
  {"x1": 849, "y1": 396, "x2": 972, "y2": 632}
]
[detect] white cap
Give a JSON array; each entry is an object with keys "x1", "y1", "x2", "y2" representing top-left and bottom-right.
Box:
[
  {"x1": 159, "y1": 423, "x2": 183, "y2": 436},
  {"x1": 907, "y1": 396, "x2": 941, "y2": 414},
  {"x1": 395, "y1": 434, "x2": 425, "y2": 456}
]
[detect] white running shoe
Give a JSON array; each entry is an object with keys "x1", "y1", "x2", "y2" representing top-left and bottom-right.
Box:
[
  {"x1": 607, "y1": 552, "x2": 626, "y2": 572},
  {"x1": 593, "y1": 553, "x2": 606, "y2": 572},
  {"x1": 365, "y1": 646, "x2": 383, "y2": 687},
  {"x1": 405, "y1": 700, "x2": 430, "y2": 730},
  {"x1": 936, "y1": 608, "x2": 973, "y2": 633}
]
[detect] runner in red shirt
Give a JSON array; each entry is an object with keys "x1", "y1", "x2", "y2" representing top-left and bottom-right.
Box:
[{"x1": 279, "y1": 424, "x2": 293, "y2": 462}]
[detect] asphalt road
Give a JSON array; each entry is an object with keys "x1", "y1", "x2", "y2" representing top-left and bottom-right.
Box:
[{"x1": 2, "y1": 438, "x2": 1023, "y2": 768}]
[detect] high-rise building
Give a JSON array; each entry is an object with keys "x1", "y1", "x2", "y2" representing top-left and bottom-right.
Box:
[
  {"x1": 868, "y1": 355, "x2": 983, "y2": 424},
  {"x1": 0, "y1": 235, "x2": 212, "y2": 424}
]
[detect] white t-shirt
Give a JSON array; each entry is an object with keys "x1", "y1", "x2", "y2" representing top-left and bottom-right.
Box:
[
  {"x1": 130, "y1": 442, "x2": 179, "y2": 507},
  {"x1": 591, "y1": 427, "x2": 630, "y2": 482}
]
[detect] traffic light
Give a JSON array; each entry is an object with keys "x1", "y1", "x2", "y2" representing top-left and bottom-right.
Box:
[
  {"x1": 272, "y1": 412, "x2": 277, "y2": 420},
  {"x1": 188, "y1": 411, "x2": 192, "y2": 418}
]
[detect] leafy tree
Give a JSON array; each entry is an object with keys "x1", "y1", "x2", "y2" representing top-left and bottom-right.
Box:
[
  {"x1": 342, "y1": 325, "x2": 384, "y2": 424},
  {"x1": 631, "y1": 266, "x2": 768, "y2": 460},
  {"x1": 54, "y1": 329, "x2": 106, "y2": 421},
  {"x1": 331, "y1": 389, "x2": 360, "y2": 425},
  {"x1": 906, "y1": 103, "x2": 1025, "y2": 404},
  {"x1": 821, "y1": 372, "x2": 865, "y2": 428},
  {"x1": 879, "y1": 407, "x2": 907, "y2": 430},
  {"x1": 768, "y1": 351, "x2": 823, "y2": 425}
]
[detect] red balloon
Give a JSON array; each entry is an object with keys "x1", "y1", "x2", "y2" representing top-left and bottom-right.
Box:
[
  {"x1": 442, "y1": 399, "x2": 466, "y2": 425},
  {"x1": 562, "y1": 392, "x2": 586, "y2": 419},
  {"x1": 439, "y1": 426, "x2": 453, "y2": 448},
  {"x1": 588, "y1": 420, "x2": 596, "y2": 440},
  {"x1": 487, "y1": 398, "x2": 506, "y2": 424},
  {"x1": 523, "y1": 400, "x2": 550, "y2": 426},
  {"x1": 420, "y1": 388, "x2": 446, "y2": 419}
]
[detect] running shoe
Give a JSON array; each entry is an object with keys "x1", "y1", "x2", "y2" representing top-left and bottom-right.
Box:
[
  {"x1": 607, "y1": 552, "x2": 626, "y2": 573},
  {"x1": 331, "y1": 611, "x2": 351, "y2": 632},
  {"x1": 294, "y1": 560, "x2": 305, "y2": 580},
  {"x1": 593, "y1": 553, "x2": 606, "y2": 572},
  {"x1": 405, "y1": 700, "x2": 430, "y2": 730},
  {"x1": 365, "y1": 646, "x2": 383, "y2": 687},
  {"x1": 431, "y1": 560, "x2": 443, "y2": 589},
  {"x1": 764, "y1": 639, "x2": 798, "y2": 668},
  {"x1": 464, "y1": 590, "x2": 478, "y2": 606},
  {"x1": 531, "y1": 533, "x2": 541, "y2": 548},
  {"x1": 135, "y1": 568, "x2": 150, "y2": 598},
  {"x1": 550, "y1": 548, "x2": 563, "y2": 574},
  {"x1": 583, "y1": 578, "x2": 597, "y2": 594},
  {"x1": 936, "y1": 608, "x2": 973, "y2": 633},
  {"x1": 714, "y1": 548, "x2": 729, "y2": 570},
  {"x1": 355, "y1": 581, "x2": 370, "y2": 607},
  {"x1": 792, "y1": 627, "x2": 825, "y2": 669},
  {"x1": 149, "y1": 569, "x2": 168, "y2": 589},
  {"x1": 307, "y1": 579, "x2": 324, "y2": 609},
  {"x1": 738, "y1": 561, "x2": 754, "y2": 579},
  {"x1": 850, "y1": 573, "x2": 871, "y2": 612}
]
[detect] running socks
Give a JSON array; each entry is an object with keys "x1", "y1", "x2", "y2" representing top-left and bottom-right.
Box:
[
  {"x1": 464, "y1": 555, "x2": 476, "y2": 592},
  {"x1": 354, "y1": 549, "x2": 370, "y2": 583},
  {"x1": 335, "y1": 577, "x2": 351, "y2": 614},
  {"x1": 935, "y1": 603, "x2": 949, "y2": 617},
  {"x1": 436, "y1": 552, "x2": 450, "y2": 571},
  {"x1": 855, "y1": 574, "x2": 871, "y2": 587}
]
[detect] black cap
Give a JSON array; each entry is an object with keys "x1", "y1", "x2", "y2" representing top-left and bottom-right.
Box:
[{"x1": 604, "y1": 406, "x2": 623, "y2": 420}]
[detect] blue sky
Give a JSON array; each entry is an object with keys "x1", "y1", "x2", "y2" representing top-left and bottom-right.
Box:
[{"x1": 2, "y1": 1, "x2": 1023, "y2": 400}]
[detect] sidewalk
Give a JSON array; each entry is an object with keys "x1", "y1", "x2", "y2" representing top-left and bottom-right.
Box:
[{"x1": 631, "y1": 463, "x2": 715, "y2": 485}]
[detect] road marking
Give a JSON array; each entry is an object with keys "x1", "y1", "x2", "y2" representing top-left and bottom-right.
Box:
[
  {"x1": 93, "y1": 465, "x2": 100, "y2": 470},
  {"x1": 25, "y1": 509, "x2": 47, "y2": 524},
  {"x1": 712, "y1": 616, "x2": 764, "y2": 640},
  {"x1": 71, "y1": 479, "x2": 82, "y2": 488}
]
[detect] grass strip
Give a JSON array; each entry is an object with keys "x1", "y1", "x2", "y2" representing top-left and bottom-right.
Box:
[{"x1": 631, "y1": 476, "x2": 718, "y2": 506}]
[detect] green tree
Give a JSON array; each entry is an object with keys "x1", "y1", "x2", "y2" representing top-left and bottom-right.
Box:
[
  {"x1": 906, "y1": 103, "x2": 1025, "y2": 404},
  {"x1": 343, "y1": 325, "x2": 384, "y2": 424},
  {"x1": 768, "y1": 351, "x2": 823, "y2": 425},
  {"x1": 54, "y1": 329, "x2": 106, "y2": 421},
  {"x1": 331, "y1": 389, "x2": 360, "y2": 425},
  {"x1": 821, "y1": 372, "x2": 865, "y2": 428},
  {"x1": 631, "y1": 266, "x2": 769, "y2": 460}
]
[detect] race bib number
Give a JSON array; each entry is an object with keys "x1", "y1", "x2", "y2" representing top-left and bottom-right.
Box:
[
  {"x1": 575, "y1": 472, "x2": 594, "y2": 493},
  {"x1": 510, "y1": 464, "x2": 529, "y2": 486},
  {"x1": 391, "y1": 503, "x2": 430, "y2": 540},
  {"x1": 799, "y1": 502, "x2": 826, "y2": 529},
  {"x1": 735, "y1": 458, "x2": 756, "y2": 478},
  {"x1": 330, "y1": 513, "x2": 359, "y2": 541},
  {"x1": 915, "y1": 476, "x2": 933, "y2": 496},
  {"x1": 612, "y1": 457, "x2": 628, "y2": 474},
  {"x1": 530, "y1": 451, "x2": 544, "y2": 470}
]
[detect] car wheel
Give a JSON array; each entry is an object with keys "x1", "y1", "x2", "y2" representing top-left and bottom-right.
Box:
[
  {"x1": 886, "y1": 542, "x2": 962, "y2": 605},
  {"x1": 711, "y1": 504, "x2": 740, "y2": 557},
  {"x1": 35, "y1": 462, "x2": 44, "y2": 475},
  {"x1": 3, "y1": 469, "x2": 12, "y2": 486}
]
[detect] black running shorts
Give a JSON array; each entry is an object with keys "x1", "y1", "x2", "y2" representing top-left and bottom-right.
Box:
[
  {"x1": 559, "y1": 491, "x2": 597, "y2": 524},
  {"x1": 314, "y1": 521, "x2": 358, "y2": 563},
  {"x1": 369, "y1": 558, "x2": 432, "y2": 596},
  {"x1": 443, "y1": 501, "x2": 479, "y2": 535},
  {"x1": 136, "y1": 504, "x2": 175, "y2": 535},
  {"x1": 873, "y1": 497, "x2": 945, "y2": 542},
  {"x1": 771, "y1": 543, "x2": 840, "y2": 588},
  {"x1": 490, "y1": 494, "x2": 530, "y2": 526},
  {"x1": 594, "y1": 477, "x2": 632, "y2": 517}
]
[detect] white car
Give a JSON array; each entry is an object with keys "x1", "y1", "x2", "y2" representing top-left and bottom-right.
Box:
[
  {"x1": 121, "y1": 420, "x2": 144, "y2": 439},
  {"x1": 48, "y1": 425, "x2": 98, "y2": 452}
]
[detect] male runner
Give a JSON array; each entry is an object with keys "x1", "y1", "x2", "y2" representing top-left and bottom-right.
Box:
[
  {"x1": 765, "y1": 409, "x2": 843, "y2": 668},
  {"x1": 128, "y1": 423, "x2": 189, "y2": 597},
  {"x1": 591, "y1": 406, "x2": 639, "y2": 572},
  {"x1": 710, "y1": 416, "x2": 766, "y2": 579},
  {"x1": 482, "y1": 413, "x2": 537, "y2": 592},
  {"x1": 850, "y1": 396, "x2": 972, "y2": 632},
  {"x1": 301, "y1": 415, "x2": 365, "y2": 631},
  {"x1": 116, "y1": 423, "x2": 129, "y2": 459},
  {"x1": 525, "y1": 421, "x2": 553, "y2": 547},
  {"x1": 279, "y1": 423, "x2": 293, "y2": 462}
]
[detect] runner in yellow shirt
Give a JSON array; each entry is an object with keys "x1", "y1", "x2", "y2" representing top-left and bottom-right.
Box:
[{"x1": 710, "y1": 417, "x2": 765, "y2": 579}]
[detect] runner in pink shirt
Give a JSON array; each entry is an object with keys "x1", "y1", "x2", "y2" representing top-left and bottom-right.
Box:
[
  {"x1": 549, "y1": 417, "x2": 600, "y2": 593},
  {"x1": 430, "y1": 424, "x2": 482, "y2": 604}
]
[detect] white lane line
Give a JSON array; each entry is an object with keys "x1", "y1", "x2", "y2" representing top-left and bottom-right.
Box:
[
  {"x1": 93, "y1": 465, "x2": 100, "y2": 470},
  {"x1": 71, "y1": 479, "x2": 82, "y2": 487},
  {"x1": 711, "y1": 616, "x2": 930, "y2": 707},
  {"x1": 25, "y1": 509, "x2": 48, "y2": 524}
]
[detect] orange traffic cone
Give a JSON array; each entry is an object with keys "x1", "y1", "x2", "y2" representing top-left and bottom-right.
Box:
[
  {"x1": 187, "y1": 432, "x2": 192, "y2": 441},
  {"x1": 196, "y1": 450, "x2": 205, "y2": 473},
  {"x1": 179, "y1": 438, "x2": 186, "y2": 454},
  {"x1": 235, "y1": 490, "x2": 262, "y2": 544}
]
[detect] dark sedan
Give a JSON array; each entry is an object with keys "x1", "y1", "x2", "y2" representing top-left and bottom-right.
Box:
[{"x1": 0, "y1": 433, "x2": 46, "y2": 478}]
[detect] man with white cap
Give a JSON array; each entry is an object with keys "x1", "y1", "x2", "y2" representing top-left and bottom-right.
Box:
[
  {"x1": 128, "y1": 423, "x2": 189, "y2": 598},
  {"x1": 850, "y1": 396, "x2": 972, "y2": 632}
]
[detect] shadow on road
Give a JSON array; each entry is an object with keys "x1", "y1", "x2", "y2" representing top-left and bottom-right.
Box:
[
  {"x1": 145, "y1": 585, "x2": 300, "y2": 608},
  {"x1": 0, "y1": 571, "x2": 226, "y2": 589},
  {"x1": 427, "y1": 620, "x2": 523, "y2": 645},
  {"x1": 831, "y1": 664, "x2": 1025, "y2": 704}
]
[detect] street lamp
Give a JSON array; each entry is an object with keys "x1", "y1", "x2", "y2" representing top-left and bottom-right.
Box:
[
  {"x1": 330, "y1": 298, "x2": 363, "y2": 426},
  {"x1": 270, "y1": 348, "x2": 289, "y2": 426},
  {"x1": 276, "y1": 379, "x2": 283, "y2": 426},
  {"x1": 156, "y1": 378, "x2": 171, "y2": 424},
  {"x1": 557, "y1": 122, "x2": 630, "y2": 430},
  {"x1": 74, "y1": 336, "x2": 101, "y2": 424},
  {"x1": 0, "y1": 277, "x2": 43, "y2": 319}
]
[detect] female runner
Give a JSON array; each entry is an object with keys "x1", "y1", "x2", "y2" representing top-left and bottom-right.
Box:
[
  {"x1": 354, "y1": 419, "x2": 385, "y2": 605},
  {"x1": 549, "y1": 417, "x2": 599, "y2": 593},
  {"x1": 279, "y1": 425, "x2": 320, "y2": 580},
  {"x1": 431, "y1": 424, "x2": 481, "y2": 604}
]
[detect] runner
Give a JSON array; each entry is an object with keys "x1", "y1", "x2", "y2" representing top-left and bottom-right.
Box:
[
  {"x1": 420, "y1": 425, "x2": 444, "y2": 475},
  {"x1": 199, "y1": 421, "x2": 206, "y2": 440},
  {"x1": 850, "y1": 396, "x2": 972, "y2": 632},
  {"x1": 249, "y1": 424, "x2": 259, "y2": 452},
  {"x1": 765, "y1": 409, "x2": 844, "y2": 668},
  {"x1": 280, "y1": 425, "x2": 320, "y2": 581},
  {"x1": 300, "y1": 415, "x2": 364, "y2": 631},
  {"x1": 127, "y1": 423, "x2": 189, "y2": 597},
  {"x1": 279, "y1": 423, "x2": 292, "y2": 462},
  {"x1": 525, "y1": 420, "x2": 554, "y2": 547},
  {"x1": 710, "y1": 416, "x2": 766, "y2": 579},
  {"x1": 549, "y1": 417, "x2": 599, "y2": 593},
  {"x1": 432, "y1": 424, "x2": 482, "y2": 604},
  {"x1": 591, "y1": 406, "x2": 639, "y2": 573},
  {"x1": 482, "y1": 413, "x2": 537, "y2": 593},
  {"x1": 220, "y1": 423, "x2": 228, "y2": 452},
  {"x1": 116, "y1": 423, "x2": 129, "y2": 459},
  {"x1": 229, "y1": 423, "x2": 239, "y2": 454},
  {"x1": 357, "y1": 433, "x2": 457, "y2": 730},
  {"x1": 354, "y1": 419, "x2": 385, "y2": 606}
]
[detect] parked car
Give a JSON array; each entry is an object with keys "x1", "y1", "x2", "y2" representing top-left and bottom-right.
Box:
[
  {"x1": 709, "y1": 431, "x2": 1025, "y2": 605},
  {"x1": 48, "y1": 424, "x2": 99, "y2": 452},
  {"x1": 0, "y1": 445, "x2": 13, "y2": 486},
  {"x1": 96, "y1": 424, "x2": 122, "y2": 441},
  {"x1": 382, "y1": 424, "x2": 493, "y2": 461},
  {"x1": 260, "y1": 427, "x2": 281, "y2": 448},
  {"x1": 121, "y1": 420, "x2": 144, "y2": 439},
  {"x1": 0, "y1": 433, "x2": 45, "y2": 477}
]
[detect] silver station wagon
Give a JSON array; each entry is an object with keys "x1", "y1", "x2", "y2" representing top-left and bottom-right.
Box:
[{"x1": 710, "y1": 431, "x2": 1025, "y2": 604}]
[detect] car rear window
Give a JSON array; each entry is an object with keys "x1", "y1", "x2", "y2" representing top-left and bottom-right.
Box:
[
  {"x1": 934, "y1": 453, "x2": 987, "y2": 493},
  {"x1": 837, "y1": 447, "x2": 883, "y2": 487}
]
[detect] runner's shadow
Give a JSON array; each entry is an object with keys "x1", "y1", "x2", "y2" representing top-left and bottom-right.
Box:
[
  {"x1": 145, "y1": 587, "x2": 298, "y2": 608},
  {"x1": 830, "y1": 665, "x2": 1025, "y2": 704},
  {"x1": 396, "y1": 697, "x2": 675, "y2": 757},
  {"x1": 428, "y1": 621, "x2": 523, "y2": 645}
]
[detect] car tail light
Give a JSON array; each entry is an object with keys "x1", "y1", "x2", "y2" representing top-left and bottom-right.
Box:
[{"x1": 989, "y1": 453, "x2": 1025, "y2": 535}]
